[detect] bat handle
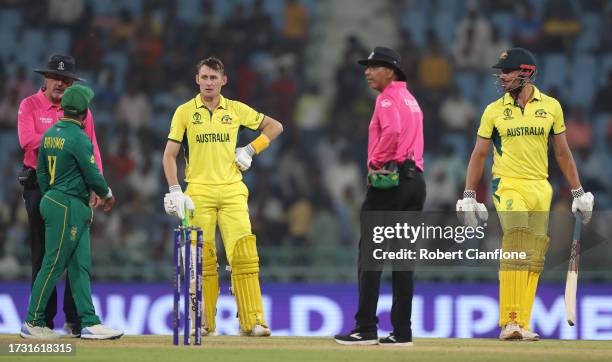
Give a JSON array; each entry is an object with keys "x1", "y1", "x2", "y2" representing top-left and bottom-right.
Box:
[{"x1": 573, "y1": 213, "x2": 582, "y2": 241}]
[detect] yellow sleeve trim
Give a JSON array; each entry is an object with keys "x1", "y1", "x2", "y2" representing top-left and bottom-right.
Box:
[{"x1": 250, "y1": 134, "x2": 270, "y2": 154}]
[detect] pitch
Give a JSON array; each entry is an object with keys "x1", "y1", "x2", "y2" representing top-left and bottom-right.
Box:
[{"x1": 1, "y1": 335, "x2": 611, "y2": 362}]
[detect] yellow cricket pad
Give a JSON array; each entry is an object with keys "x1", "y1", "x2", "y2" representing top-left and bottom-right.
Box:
[
  {"x1": 499, "y1": 270, "x2": 528, "y2": 327},
  {"x1": 231, "y1": 234, "x2": 267, "y2": 333},
  {"x1": 522, "y1": 271, "x2": 540, "y2": 330},
  {"x1": 529, "y1": 234, "x2": 549, "y2": 273},
  {"x1": 499, "y1": 228, "x2": 533, "y2": 327},
  {"x1": 202, "y1": 241, "x2": 218, "y2": 332},
  {"x1": 500, "y1": 227, "x2": 531, "y2": 271}
]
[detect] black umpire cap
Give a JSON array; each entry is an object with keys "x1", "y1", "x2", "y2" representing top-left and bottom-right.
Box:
[
  {"x1": 492, "y1": 47, "x2": 537, "y2": 72},
  {"x1": 34, "y1": 54, "x2": 84, "y2": 81},
  {"x1": 358, "y1": 46, "x2": 407, "y2": 81}
]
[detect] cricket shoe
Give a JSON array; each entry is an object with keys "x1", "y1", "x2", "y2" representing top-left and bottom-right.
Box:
[
  {"x1": 378, "y1": 334, "x2": 413, "y2": 347},
  {"x1": 334, "y1": 329, "x2": 378, "y2": 345},
  {"x1": 63, "y1": 322, "x2": 81, "y2": 338},
  {"x1": 80, "y1": 324, "x2": 124, "y2": 340},
  {"x1": 240, "y1": 324, "x2": 271, "y2": 337},
  {"x1": 520, "y1": 328, "x2": 540, "y2": 341},
  {"x1": 499, "y1": 322, "x2": 522, "y2": 341},
  {"x1": 191, "y1": 328, "x2": 218, "y2": 337},
  {"x1": 20, "y1": 322, "x2": 61, "y2": 340}
]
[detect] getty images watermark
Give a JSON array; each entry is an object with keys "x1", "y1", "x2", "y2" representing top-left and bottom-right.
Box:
[
  {"x1": 370, "y1": 222, "x2": 526, "y2": 261},
  {"x1": 358, "y1": 211, "x2": 535, "y2": 271}
]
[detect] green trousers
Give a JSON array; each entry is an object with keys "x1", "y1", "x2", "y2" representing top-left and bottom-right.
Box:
[{"x1": 25, "y1": 190, "x2": 101, "y2": 328}]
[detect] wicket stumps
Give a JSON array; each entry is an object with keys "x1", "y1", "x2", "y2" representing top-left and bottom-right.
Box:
[{"x1": 173, "y1": 226, "x2": 203, "y2": 346}]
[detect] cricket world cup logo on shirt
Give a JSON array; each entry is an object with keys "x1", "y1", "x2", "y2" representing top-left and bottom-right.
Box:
[{"x1": 192, "y1": 112, "x2": 203, "y2": 125}]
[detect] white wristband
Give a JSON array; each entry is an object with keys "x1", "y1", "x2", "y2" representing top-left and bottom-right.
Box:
[
  {"x1": 104, "y1": 187, "x2": 113, "y2": 199},
  {"x1": 169, "y1": 185, "x2": 182, "y2": 193}
]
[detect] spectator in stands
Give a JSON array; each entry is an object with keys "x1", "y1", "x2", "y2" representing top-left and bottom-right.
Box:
[
  {"x1": 283, "y1": 0, "x2": 309, "y2": 52},
  {"x1": 0, "y1": 88, "x2": 20, "y2": 131},
  {"x1": 323, "y1": 148, "x2": 363, "y2": 205},
  {"x1": 110, "y1": 8, "x2": 135, "y2": 50},
  {"x1": 484, "y1": 26, "x2": 511, "y2": 71},
  {"x1": 268, "y1": 65, "x2": 297, "y2": 122},
  {"x1": 418, "y1": 31, "x2": 453, "y2": 93},
  {"x1": 455, "y1": 6, "x2": 491, "y2": 70},
  {"x1": 453, "y1": 26, "x2": 481, "y2": 70},
  {"x1": 512, "y1": 3, "x2": 543, "y2": 50},
  {"x1": 115, "y1": 75, "x2": 152, "y2": 130},
  {"x1": 594, "y1": 71, "x2": 612, "y2": 114},
  {"x1": 294, "y1": 84, "x2": 326, "y2": 149},
  {"x1": 439, "y1": 85, "x2": 476, "y2": 132},
  {"x1": 600, "y1": 7, "x2": 612, "y2": 52},
  {"x1": 565, "y1": 107, "x2": 593, "y2": 152},
  {"x1": 6, "y1": 65, "x2": 35, "y2": 100},
  {"x1": 48, "y1": 0, "x2": 84, "y2": 27},
  {"x1": 397, "y1": 31, "x2": 420, "y2": 86},
  {"x1": 541, "y1": 0, "x2": 581, "y2": 53}
]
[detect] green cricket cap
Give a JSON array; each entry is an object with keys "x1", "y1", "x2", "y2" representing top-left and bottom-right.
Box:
[{"x1": 61, "y1": 84, "x2": 94, "y2": 116}]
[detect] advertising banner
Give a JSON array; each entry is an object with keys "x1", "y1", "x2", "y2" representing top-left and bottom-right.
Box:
[{"x1": 1, "y1": 282, "x2": 611, "y2": 339}]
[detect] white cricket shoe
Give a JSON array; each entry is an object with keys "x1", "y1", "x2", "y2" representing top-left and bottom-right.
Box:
[
  {"x1": 520, "y1": 328, "x2": 540, "y2": 341},
  {"x1": 80, "y1": 324, "x2": 124, "y2": 340},
  {"x1": 20, "y1": 322, "x2": 61, "y2": 340},
  {"x1": 239, "y1": 324, "x2": 271, "y2": 337},
  {"x1": 499, "y1": 322, "x2": 522, "y2": 341}
]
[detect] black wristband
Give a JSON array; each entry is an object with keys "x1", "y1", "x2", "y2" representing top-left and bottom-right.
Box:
[
  {"x1": 571, "y1": 187, "x2": 584, "y2": 198},
  {"x1": 463, "y1": 190, "x2": 476, "y2": 199}
]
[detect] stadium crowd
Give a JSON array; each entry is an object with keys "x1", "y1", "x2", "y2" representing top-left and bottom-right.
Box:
[{"x1": 0, "y1": 0, "x2": 610, "y2": 282}]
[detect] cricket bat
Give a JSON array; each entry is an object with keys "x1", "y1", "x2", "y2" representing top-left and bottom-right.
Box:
[{"x1": 564, "y1": 213, "x2": 582, "y2": 326}]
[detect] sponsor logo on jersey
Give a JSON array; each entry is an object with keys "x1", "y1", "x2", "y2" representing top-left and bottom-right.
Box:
[
  {"x1": 535, "y1": 109, "x2": 547, "y2": 118},
  {"x1": 220, "y1": 114, "x2": 233, "y2": 125}
]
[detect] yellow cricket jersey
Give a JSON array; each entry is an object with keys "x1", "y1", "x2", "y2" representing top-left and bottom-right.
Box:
[
  {"x1": 477, "y1": 86, "x2": 566, "y2": 180},
  {"x1": 168, "y1": 94, "x2": 264, "y2": 185}
]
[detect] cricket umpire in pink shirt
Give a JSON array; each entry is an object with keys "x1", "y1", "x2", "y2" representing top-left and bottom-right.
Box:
[
  {"x1": 335, "y1": 47, "x2": 425, "y2": 346},
  {"x1": 17, "y1": 54, "x2": 103, "y2": 337}
]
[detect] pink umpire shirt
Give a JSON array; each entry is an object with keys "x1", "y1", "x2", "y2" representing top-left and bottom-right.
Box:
[
  {"x1": 17, "y1": 89, "x2": 103, "y2": 172},
  {"x1": 367, "y1": 81, "x2": 424, "y2": 171}
]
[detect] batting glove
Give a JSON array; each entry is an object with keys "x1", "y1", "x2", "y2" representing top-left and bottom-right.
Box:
[
  {"x1": 164, "y1": 185, "x2": 195, "y2": 220},
  {"x1": 571, "y1": 187, "x2": 594, "y2": 224},
  {"x1": 456, "y1": 190, "x2": 488, "y2": 229},
  {"x1": 235, "y1": 144, "x2": 255, "y2": 171}
]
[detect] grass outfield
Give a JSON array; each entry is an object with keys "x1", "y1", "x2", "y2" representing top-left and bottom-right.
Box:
[{"x1": 1, "y1": 335, "x2": 612, "y2": 361}]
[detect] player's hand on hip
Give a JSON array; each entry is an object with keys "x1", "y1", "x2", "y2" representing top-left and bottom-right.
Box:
[
  {"x1": 571, "y1": 187, "x2": 594, "y2": 224},
  {"x1": 235, "y1": 144, "x2": 255, "y2": 171},
  {"x1": 456, "y1": 191, "x2": 488, "y2": 228}
]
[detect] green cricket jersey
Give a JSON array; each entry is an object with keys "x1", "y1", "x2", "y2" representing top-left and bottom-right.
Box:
[{"x1": 37, "y1": 118, "x2": 109, "y2": 204}]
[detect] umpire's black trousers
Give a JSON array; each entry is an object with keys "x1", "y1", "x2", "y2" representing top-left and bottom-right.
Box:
[
  {"x1": 23, "y1": 183, "x2": 79, "y2": 329},
  {"x1": 355, "y1": 168, "x2": 425, "y2": 340}
]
